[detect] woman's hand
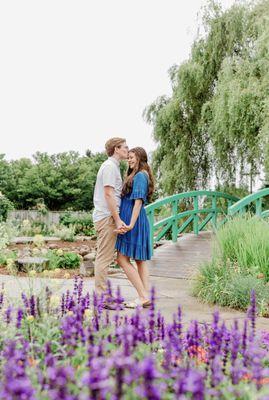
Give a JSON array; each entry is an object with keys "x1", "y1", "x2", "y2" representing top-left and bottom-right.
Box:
[
  {"x1": 114, "y1": 224, "x2": 133, "y2": 234},
  {"x1": 124, "y1": 224, "x2": 134, "y2": 232}
]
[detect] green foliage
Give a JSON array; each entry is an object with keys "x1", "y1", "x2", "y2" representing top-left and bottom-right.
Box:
[
  {"x1": 51, "y1": 225, "x2": 76, "y2": 242},
  {"x1": 216, "y1": 215, "x2": 269, "y2": 280},
  {"x1": 0, "y1": 222, "x2": 18, "y2": 251},
  {"x1": 194, "y1": 215, "x2": 269, "y2": 313},
  {"x1": 0, "y1": 192, "x2": 14, "y2": 221},
  {"x1": 0, "y1": 250, "x2": 17, "y2": 267},
  {"x1": 46, "y1": 250, "x2": 81, "y2": 270},
  {"x1": 56, "y1": 252, "x2": 81, "y2": 269},
  {"x1": 145, "y1": 0, "x2": 269, "y2": 194},
  {"x1": 0, "y1": 151, "x2": 107, "y2": 211},
  {"x1": 60, "y1": 212, "x2": 95, "y2": 236},
  {"x1": 193, "y1": 259, "x2": 269, "y2": 312}
]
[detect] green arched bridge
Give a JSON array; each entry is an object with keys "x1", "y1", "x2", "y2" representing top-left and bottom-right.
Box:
[{"x1": 145, "y1": 188, "x2": 269, "y2": 279}]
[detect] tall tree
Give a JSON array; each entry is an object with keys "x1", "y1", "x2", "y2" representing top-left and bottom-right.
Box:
[{"x1": 145, "y1": 0, "x2": 269, "y2": 195}]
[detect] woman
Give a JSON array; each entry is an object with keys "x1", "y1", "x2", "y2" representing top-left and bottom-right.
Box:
[{"x1": 115, "y1": 147, "x2": 154, "y2": 308}]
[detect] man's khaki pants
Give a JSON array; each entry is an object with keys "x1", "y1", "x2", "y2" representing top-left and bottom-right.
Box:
[{"x1": 94, "y1": 216, "x2": 117, "y2": 295}]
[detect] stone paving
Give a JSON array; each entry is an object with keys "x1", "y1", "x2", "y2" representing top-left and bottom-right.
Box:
[{"x1": 1, "y1": 232, "x2": 268, "y2": 330}]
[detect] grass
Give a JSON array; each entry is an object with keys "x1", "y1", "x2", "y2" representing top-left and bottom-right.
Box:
[{"x1": 193, "y1": 215, "x2": 269, "y2": 314}]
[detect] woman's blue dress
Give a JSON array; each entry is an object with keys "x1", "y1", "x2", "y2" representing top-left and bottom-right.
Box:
[{"x1": 115, "y1": 171, "x2": 152, "y2": 261}]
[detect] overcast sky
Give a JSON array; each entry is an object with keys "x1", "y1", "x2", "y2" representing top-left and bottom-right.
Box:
[{"x1": 0, "y1": 0, "x2": 235, "y2": 161}]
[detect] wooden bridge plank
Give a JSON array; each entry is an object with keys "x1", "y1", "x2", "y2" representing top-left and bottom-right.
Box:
[{"x1": 148, "y1": 232, "x2": 212, "y2": 279}]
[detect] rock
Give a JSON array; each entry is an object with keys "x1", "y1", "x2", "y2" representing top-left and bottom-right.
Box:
[
  {"x1": 78, "y1": 248, "x2": 90, "y2": 257},
  {"x1": 18, "y1": 248, "x2": 31, "y2": 258},
  {"x1": 10, "y1": 237, "x2": 33, "y2": 244},
  {"x1": 83, "y1": 252, "x2": 96, "y2": 261},
  {"x1": 48, "y1": 243, "x2": 59, "y2": 250},
  {"x1": 80, "y1": 262, "x2": 94, "y2": 277},
  {"x1": 43, "y1": 237, "x2": 61, "y2": 242},
  {"x1": 16, "y1": 257, "x2": 49, "y2": 273}
]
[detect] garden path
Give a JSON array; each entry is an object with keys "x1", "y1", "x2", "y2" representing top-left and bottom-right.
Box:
[{"x1": 1, "y1": 231, "x2": 268, "y2": 330}]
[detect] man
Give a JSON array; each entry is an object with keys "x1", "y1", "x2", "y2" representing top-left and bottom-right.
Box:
[{"x1": 93, "y1": 137, "x2": 128, "y2": 296}]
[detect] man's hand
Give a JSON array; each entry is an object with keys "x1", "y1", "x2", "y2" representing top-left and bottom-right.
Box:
[
  {"x1": 115, "y1": 218, "x2": 127, "y2": 231},
  {"x1": 114, "y1": 223, "x2": 133, "y2": 234}
]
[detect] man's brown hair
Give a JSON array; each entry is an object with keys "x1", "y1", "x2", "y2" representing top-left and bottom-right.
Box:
[{"x1": 105, "y1": 137, "x2": 126, "y2": 157}]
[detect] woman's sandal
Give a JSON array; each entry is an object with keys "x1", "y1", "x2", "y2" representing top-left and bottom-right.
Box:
[{"x1": 124, "y1": 298, "x2": 151, "y2": 309}]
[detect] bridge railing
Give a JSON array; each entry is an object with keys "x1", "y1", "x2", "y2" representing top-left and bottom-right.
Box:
[
  {"x1": 145, "y1": 191, "x2": 239, "y2": 250},
  {"x1": 228, "y1": 188, "x2": 269, "y2": 217}
]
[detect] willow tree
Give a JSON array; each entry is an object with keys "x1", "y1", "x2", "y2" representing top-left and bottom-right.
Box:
[{"x1": 145, "y1": 0, "x2": 269, "y2": 195}]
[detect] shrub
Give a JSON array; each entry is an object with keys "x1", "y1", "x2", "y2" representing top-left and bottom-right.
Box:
[
  {"x1": 193, "y1": 259, "x2": 231, "y2": 305},
  {"x1": 52, "y1": 225, "x2": 76, "y2": 241},
  {"x1": 56, "y1": 252, "x2": 81, "y2": 269},
  {"x1": 194, "y1": 263, "x2": 269, "y2": 314},
  {"x1": 225, "y1": 275, "x2": 269, "y2": 313},
  {"x1": 46, "y1": 250, "x2": 81, "y2": 270},
  {"x1": 0, "y1": 222, "x2": 18, "y2": 251},
  {"x1": 60, "y1": 212, "x2": 95, "y2": 236},
  {"x1": 33, "y1": 234, "x2": 45, "y2": 248},
  {"x1": 0, "y1": 193, "x2": 14, "y2": 221}
]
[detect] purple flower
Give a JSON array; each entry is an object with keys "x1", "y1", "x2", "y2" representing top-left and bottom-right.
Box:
[
  {"x1": 248, "y1": 289, "x2": 256, "y2": 340},
  {"x1": 136, "y1": 356, "x2": 165, "y2": 400},
  {"x1": 0, "y1": 290, "x2": 4, "y2": 310},
  {"x1": 5, "y1": 306, "x2": 12, "y2": 325},
  {"x1": 82, "y1": 357, "x2": 111, "y2": 400},
  {"x1": 16, "y1": 308, "x2": 24, "y2": 329},
  {"x1": 0, "y1": 340, "x2": 35, "y2": 400},
  {"x1": 46, "y1": 365, "x2": 78, "y2": 400},
  {"x1": 29, "y1": 295, "x2": 36, "y2": 317},
  {"x1": 175, "y1": 367, "x2": 205, "y2": 400}
]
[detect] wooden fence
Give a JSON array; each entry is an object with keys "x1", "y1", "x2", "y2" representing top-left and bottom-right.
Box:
[{"x1": 7, "y1": 210, "x2": 91, "y2": 225}]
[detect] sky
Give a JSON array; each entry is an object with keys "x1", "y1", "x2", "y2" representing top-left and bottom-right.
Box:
[{"x1": 0, "y1": 0, "x2": 236, "y2": 161}]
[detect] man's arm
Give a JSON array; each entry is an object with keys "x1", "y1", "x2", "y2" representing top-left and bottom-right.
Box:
[{"x1": 104, "y1": 186, "x2": 125, "y2": 229}]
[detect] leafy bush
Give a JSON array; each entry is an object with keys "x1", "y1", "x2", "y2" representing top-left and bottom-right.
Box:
[
  {"x1": 46, "y1": 250, "x2": 81, "y2": 270},
  {"x1": 0, "y1": 193, "x2": 14, "y2": 221},
  {"x1": 56, "y1": 252, "x2": 81, "y2": 269},
  {"x1": 0, "y1": 222, "x2": 18, "y2": 251},
  {"x1": 60, "y1": 212, "x2": 95, "y2": 236},
  {"x1": 0, "y1": 250, "x2": 17, "y2": 267},
  {"x1": 52, "y1": 225, "x2": 76, "y2": 241},
  {"x1": 193, "y1": 261, "x2": 269, "y2": 314},
  {"x1": 226, "y1": 275, "x2": 269, "y2": 313}
]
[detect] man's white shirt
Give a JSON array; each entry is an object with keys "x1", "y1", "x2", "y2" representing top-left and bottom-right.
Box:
[{"x1": 92, "y1": 157, "x2": 122, "y2": 223}]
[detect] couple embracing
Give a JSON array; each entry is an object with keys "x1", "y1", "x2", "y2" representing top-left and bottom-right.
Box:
[{"x1": 92, "y1": 137, "x2": 154, "y2": 309}]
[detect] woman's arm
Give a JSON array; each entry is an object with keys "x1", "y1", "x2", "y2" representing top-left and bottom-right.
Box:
[
  {"x1": 128, "y1": 199, "x2": 143, "y2": 229},
  {"x1": 116, "y1": 199, "x2": 142, "y2": 233}
]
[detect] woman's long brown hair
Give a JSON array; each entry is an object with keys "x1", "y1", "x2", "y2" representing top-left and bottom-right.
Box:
[{"x1": 121, "y1": 147, "x2": 155, "y2": 202}]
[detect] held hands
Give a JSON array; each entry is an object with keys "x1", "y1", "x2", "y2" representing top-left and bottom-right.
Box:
[{"x1": 114, "y1": 219, "x2": 133, "y2": 234}]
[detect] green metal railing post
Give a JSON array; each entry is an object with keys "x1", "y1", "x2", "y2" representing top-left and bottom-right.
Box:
[
  {"x1": 212, "y1": 196, "x2": 217, "y2": 228},
  {"x1": 148, "y1": 210, "x2": 154, "y2": 253},
  {"x1": 172, "y1": 200, "x2": 178, "y2": 242},
  {"x1": 255, "y1": 198, "x2": 262, "y2": 216},
  {"x1": 193, "y1": 196, "x2": 199, "y2": 235}
]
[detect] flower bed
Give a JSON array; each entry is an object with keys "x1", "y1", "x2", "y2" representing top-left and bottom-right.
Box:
[{"x1": 0, "y1": 280, "x2": 269, "y2": 399}]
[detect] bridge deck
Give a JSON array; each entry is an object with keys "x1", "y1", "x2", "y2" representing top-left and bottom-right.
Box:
[{"x1": 148, "y1": 231, "x2": 213, "y2": 279}]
